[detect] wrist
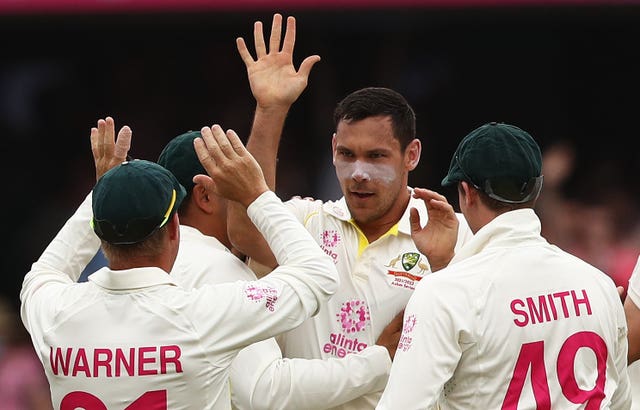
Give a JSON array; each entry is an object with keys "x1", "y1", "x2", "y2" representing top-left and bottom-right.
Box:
[{"x1": 255, "y1": 102, "x2": 292, "y2": 116}]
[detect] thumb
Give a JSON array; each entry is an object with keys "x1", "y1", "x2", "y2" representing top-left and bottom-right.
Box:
[
  {"x1": 298, "y1": 55, "x2": 321, "y2": 78},
  {"x1": 409, "y1": 207, "x2": 422, "y2": 235}
]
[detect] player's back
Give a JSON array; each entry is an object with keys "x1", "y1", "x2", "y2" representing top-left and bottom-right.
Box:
[
  {"x1": 433, "y1": 238, "x2": 630, "y2": 409},
  {"x1": 40, "y1": 278, "x2": 247, "y2": 410}
]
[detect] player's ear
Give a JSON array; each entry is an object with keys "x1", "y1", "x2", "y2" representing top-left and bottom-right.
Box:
[
  {"x1": 168, "y1": 213, "x2": 180, "y2": 241},
  {"x1": 459, "y1": 181, "x2": 479, "y2": 207},
  {"x1": 405, "y1": 139, "x2": 421, "y2": 171},
  {"x1": 192, "y1": 183, "x2": 216, "y2": 214},
  {"x1": 331, "y1": 133, "x2": 338, "y2": 164}
]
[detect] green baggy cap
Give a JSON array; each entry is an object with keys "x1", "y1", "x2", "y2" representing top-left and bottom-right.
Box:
[
  {"x1": 157, "y1": 130, "x2": 206, "y2": 192},
  {"x1": 92, "y1": 159, "x2": 186, "y2": 244},
  {"x1": 441, "y1": 122, "x2": 543, "y2": 204}
]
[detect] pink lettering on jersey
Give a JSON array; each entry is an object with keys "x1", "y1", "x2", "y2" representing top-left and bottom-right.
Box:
[
  {"x1": 321, "y1": 230, "x2": 341, "y2": 247},
  {"x1": 320, "y1": 230, "x2": 340, "y2": 264},
  {"x1": 511, "y1": 289, "x2": 592, "y2": 327},
  {"x1": 398, "y1": 314, "x2": 416, "y2": 352},
  {"x1": 244, "y1": 283, "x2": 280, "y2": 311},
  {"x1": 323, "y1": 332, "x2": 368, "y2": 357},
  {"x1": 49, "y1": 345, "x2": 183, "y2": 377}
]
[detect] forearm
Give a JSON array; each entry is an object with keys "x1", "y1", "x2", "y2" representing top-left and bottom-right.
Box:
[
  {"x1": 232, "y1": 341, "x2": 390, "y2": 410},
  {"x1": 227, "y1": 200, "x2": 277, "y2": 268},
  {"x1": 249, "y1": 191, "x2": 338, "y2": 316},
  {"x1": 624, "y1": 296, "x2": 640, "y2": 364},
  {"x1": 20, "y1": 193, "x2": 101, "y2": 329},
  {"x1": 247, "y1": 104, "x2": 290, "y2": 189},
  {"x1": 227, "y1": 104, "x2": 290, "y2": 266}
]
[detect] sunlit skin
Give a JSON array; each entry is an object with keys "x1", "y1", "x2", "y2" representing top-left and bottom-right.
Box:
[{"x1": 332, "y1": 115, "x2": 421, "y2": 243}]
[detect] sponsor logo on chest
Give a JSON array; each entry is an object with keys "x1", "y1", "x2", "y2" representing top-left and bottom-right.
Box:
[{"x1": 323, "y1": 299, "x2": 371, "y2": 358}]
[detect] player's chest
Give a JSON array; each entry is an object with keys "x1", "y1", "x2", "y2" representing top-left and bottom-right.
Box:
[{"x1": 308, "y1": 221, "x2": 432, "y2": 294}]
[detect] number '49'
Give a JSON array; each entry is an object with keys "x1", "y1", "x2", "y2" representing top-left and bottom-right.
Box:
[{"x1": 502, "y1": 331, "x2": 607, "y2": 410}]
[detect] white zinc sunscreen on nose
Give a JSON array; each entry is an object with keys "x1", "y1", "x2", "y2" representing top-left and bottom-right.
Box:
[{"x1": 337, "y1": 160, "x2": 397, "y2": 184}]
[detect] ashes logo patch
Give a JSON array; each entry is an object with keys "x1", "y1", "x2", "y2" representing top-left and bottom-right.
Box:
[{"x1": 385, "y1": 252, "x2": 430, "y2": 290}]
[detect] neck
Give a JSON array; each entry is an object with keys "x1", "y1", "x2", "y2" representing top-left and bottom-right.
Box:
[
  {"x1": 109, "y1": 256, "x2": 172, "y2": 274},
  {"x1": 357, "y1": 188, "x2": 410, "y2": 243}
]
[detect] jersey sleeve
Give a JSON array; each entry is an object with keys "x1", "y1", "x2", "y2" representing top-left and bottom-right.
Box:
[
  {"x1": 246, "y1": 191, "x2": 338, "y2": 317},
  {"x1": 627, "y1": 255, "x2": 640, "y2": 308},
  {"x1": 20, "y1": 193, "x2": 101, "y2": 341},
  {"x1": 230, "y1": 341, "x2": 390, "y2": 410},
  {"x1": 194, "y1": 191, "x2": 339, "y2": 353},
  {"x1": 377, "y1": 278, "x2": 464, "y2": 409}
]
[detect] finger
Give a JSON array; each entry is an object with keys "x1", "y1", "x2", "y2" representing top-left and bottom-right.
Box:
[
  {"x1": 90, "y1": 127, "x2": 99, "y2": 162},
  {"x1": 193, "y1": 132, "x2": 217, "y2": 174},
  {"x1": 426, "y1": 199, "x2": 454, "y2": 214},
  {"x1": 268, "y1": 13, "x2": 283, "y2": 53},
  {"x1": 413, "y1": 187, "x2": 448, "y2": 204},
  {"x1": 253, "y1": 21, "x2": 266, "y2": 58},
  {"x1": 208, "y1": 124, "x2": 236, "y2": 160},
  {"x1": 281, "y1": 15, "x2": 295, "y2": 55},
  {"x1": 96, "y1": 118, "x2": 107, "y2": 156},
  {"x1": 429, "y1": 190, "x2": 449, "y2": 203},
  {"x1": 236, "y1": 37, "x2": 255, "y2": 65},
  {"x1": 297, "y1": 55, "x2": 321, "y2": 78},
  {"x1": 409, "y1": 207, "x2": 422, "y2": 234},
  {"x1": 224, "y1": 128, "x2": 247, "y2": 156},
  {"x1": 114, "y1": 125, "x2": 132, "y2": 162},
  {"x1": 391, "y1": 309, "x2": 405, "y2": 328},
  {"x1": 103, "y1": 116, "x2": 116, "y2": 158}
]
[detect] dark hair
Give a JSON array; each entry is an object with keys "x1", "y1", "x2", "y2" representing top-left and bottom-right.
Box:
[
  {"x1": 458, "y1": 183, "x2": 536, "y2": 213},
  {"x1": 333, "y1": 87, "x2": 417, "y2": 150},
  {"x1": 101, "y1": 224, "x2": 170, "y2": 262}
]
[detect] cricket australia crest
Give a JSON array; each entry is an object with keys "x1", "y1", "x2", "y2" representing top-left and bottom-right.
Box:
[{"x1": 385, "y1": 252, "x2": 430, "y2": 290}]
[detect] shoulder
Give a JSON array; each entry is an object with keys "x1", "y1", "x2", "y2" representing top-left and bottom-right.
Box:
[{"x1": 286, "y1": 195, "x2": 352, "y2": 224}]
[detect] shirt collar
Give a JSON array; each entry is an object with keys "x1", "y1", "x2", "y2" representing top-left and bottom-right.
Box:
[
  {"x1": 89, "y1": 266, "x2": 178, "y2": 290},
  {"x1": 324, "y1": 187, "x2": 427, "y2": 236},
  {"x1": 451, "y1": 208, "x2": 542, "y2": 264}
]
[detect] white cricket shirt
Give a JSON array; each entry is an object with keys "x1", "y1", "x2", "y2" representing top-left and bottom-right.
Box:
[
  {"x1": 279, "y1": 189, "x2": 473, "y2": 409},
  {"x1": 172, "y1": 225, "x2": 392, "y2": 410},
  {"x1": 628, "y1": 255, "x2": 640, "y2": 410},
  {"x1": 628, "y1": 255, "x2": 640, "y2": 314},
  {"x1": 377, "y1": 209, "x2": 631, "y2": 410},
  {"x1": 20, "y1": 191, "x2": 338, "y2": 410}
]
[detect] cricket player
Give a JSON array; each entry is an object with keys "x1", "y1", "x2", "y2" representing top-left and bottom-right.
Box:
[
  {"x1": 377, "y1": 122, "x2": 631, "y2": 409},
  {"x1": 227, "y1": 13, "x2": 474, "y2": 409},
  {"x1": 20, "y1": 118, "x2": 339, "y2": 409},
  {"x1": 158, "y1": 130, "x2": 401, "y2": 410}
]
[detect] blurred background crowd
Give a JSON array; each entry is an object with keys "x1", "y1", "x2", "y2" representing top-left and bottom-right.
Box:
[{"x1": 1, "y1": 1, "x2": 639, "y2": 407}]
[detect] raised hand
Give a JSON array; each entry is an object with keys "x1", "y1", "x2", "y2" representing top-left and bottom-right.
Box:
[
  {"x1": 193, "y1": 124, "x2": 269, "y2": 207},
  {"x1": 236, "y1": 13, "x2": 321, "y2": 110},
  {"x1": 410, "y1": 188, "x2": 459, "y2": 271},
  {"x1": 90, "y1": 116, "x2": 132, "y2": 181}
]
